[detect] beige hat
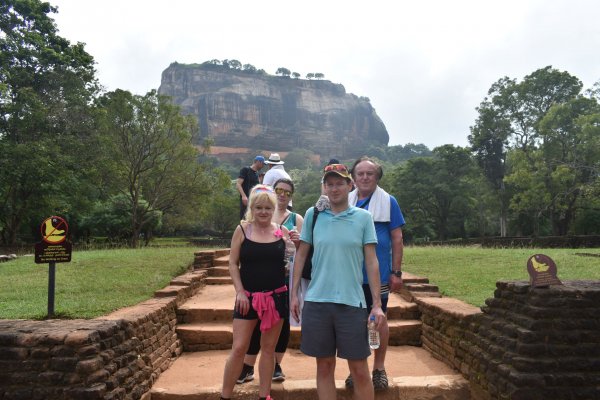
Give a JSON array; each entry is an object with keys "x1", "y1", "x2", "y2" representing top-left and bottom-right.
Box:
[{"x1": 265, "y1": 153, "x2": 284, "y2": 165}]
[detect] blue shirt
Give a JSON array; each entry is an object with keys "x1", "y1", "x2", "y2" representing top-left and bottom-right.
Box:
[
  {"x1": 355, "y1": 195, "x2": 405, "y2": 285},
  {"x1": 300, "y1": 206, "x2": 377, "y2": 308}
]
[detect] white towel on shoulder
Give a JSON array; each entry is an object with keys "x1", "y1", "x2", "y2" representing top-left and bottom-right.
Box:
[{"x1": 349, "y1": 186, "x2": 391, "y2": 222}]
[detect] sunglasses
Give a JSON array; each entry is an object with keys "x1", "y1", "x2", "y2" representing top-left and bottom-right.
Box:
[
  {"x1": 254, "y1": 185, "x2": 274, "y2": 194},
  {"x1": 275, "y1": 187, "x2": 293, "y2": 197},
  {"x1": 324, "y1": 163, "x2": 349, "y2": 173}
]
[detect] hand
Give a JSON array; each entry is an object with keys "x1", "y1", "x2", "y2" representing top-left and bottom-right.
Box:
[
  {"x1": 390, "y1": 274, "x2": 403, "y2": 292},
  {"x1": 290, "y1": 293, "x2": 301, "y2": 323},
  {"x1": 369, "y1": 306, "x2": 386, "y2": 329},
  {"x1": 235, "y1": 291, "x2": 250, "y2": 316},
  {"x1": 242, "y1": 197, "x2": 248, "y2": 206},
  {"x1": 288, "y1": 228, "x2": 300, "y2": 246}
]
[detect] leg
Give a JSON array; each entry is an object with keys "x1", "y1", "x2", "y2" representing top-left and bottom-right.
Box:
[
  {"x1": 221, "y1": 318, "x2": 257, "y2": 398},
  {"x1": 257, "y1": 319, "x2": 283, "y2": 398},
  {"x1": 347, "y1": 358, "x2": 374, "y2": 400},
  {"x1": 373, "y1": 313, "x2": 388, "y2": 369},
  {"x1": 273, "y1": 317, "x2": 290, "y2": 380},
  {"x1": 237, "y1": 322, "x2": 261, "y2": 383},
  {"x1": 316, "y1": 356, "x2": 337, "y2": 400}
]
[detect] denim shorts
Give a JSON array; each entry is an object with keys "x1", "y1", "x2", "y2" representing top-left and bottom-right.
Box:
[{"x1": 300, "y1": 301, "x2": 370, "y2": 360}]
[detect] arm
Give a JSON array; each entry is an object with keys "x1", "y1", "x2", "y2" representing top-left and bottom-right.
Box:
[
  {"x1": 235, "y1": 177, "x2": 248, "y2": 206},
  {"x1": 389, "y1": 227, "x2": 404, "y2": 292},
  {"x1": 290, "y1": 241, "x2": 310, "y2": 323},
  {"x1": 364, "y1": 243, "x2": 385, "y2": 327},
  {"x1": 229, "y1": 225, "x2": 250, "y2": 315}
]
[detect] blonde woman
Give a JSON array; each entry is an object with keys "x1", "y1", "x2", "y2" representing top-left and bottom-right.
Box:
[
  {"x1": 236, "y1": 178, "x2": 305, "y2": 384},
  {"x1": 221, "y1": 184, "x2": 290, "y2": 400}
]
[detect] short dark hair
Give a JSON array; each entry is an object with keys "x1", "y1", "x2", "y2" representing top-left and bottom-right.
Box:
[
  {"x1": 273, "y1": 178, "x2": 295, "y2": 193},
  {"x1": 350, "y1": 156, "x2": 383, "y2": 180}
]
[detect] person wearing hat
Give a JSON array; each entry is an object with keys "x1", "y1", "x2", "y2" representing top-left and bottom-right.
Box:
[
  {"x1": 262, "y1": 153, "x2": 290, "y2": 187},
  {"x1": 236, "y1": 155, "x2": 265, "y2": 220},
  {"x1": 290, "y1": 163, "x2": 384, "y2": 400}
]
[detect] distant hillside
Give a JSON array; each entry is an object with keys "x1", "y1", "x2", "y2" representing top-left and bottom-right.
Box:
[{"x1": 158, "y1": 62, "x2": 389, "y2": 161}]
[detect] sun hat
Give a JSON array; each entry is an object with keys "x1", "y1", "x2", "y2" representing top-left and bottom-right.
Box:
[{"x1": 265, "y1": 153, "x2": 284, "y2": 165}]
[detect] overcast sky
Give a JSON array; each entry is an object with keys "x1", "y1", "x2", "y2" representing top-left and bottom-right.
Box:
[{"x1": 50, "y1": 0, "x2": 600, "y2": 148}]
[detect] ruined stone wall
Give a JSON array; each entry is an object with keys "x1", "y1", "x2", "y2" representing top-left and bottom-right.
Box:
[
  {"x1": 417, "y1": 280, "x2": 600, "y2": 400},
  {"x1": 0, "y1": 269, "x2": 207, "y2": 400}
]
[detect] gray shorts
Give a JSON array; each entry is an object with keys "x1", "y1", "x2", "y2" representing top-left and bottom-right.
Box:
[{"x1": 300, "y1": 301, "x2": 370, "y2": 360}]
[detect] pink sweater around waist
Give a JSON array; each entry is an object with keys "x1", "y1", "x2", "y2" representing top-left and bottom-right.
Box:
[{"x1": 246, "y1": 285, "x2": 287, "y2": 332}]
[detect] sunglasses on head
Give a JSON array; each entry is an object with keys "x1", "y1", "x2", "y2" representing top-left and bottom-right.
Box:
[
  {"x1": 324, "y1": 164, "x2": 349, "y2": 173},
  {"x1": 254, "y1": 185, "x2": 274, "y2": 194},
  {"x1": 275, "y1": 187, "x2": 293, "y2": 197}
]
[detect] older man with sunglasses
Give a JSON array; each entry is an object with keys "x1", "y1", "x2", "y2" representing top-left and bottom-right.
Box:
[{"x1": 291, "y1": 163, "x2": 384, "y2": 400}]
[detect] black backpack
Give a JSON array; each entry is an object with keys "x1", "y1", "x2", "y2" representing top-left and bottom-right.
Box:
[{"x1": 301, "y1": 207, "x2": 320, "y2": 280}]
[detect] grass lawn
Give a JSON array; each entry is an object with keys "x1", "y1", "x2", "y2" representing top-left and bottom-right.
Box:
[
  {"x1": 0, "y1": 246, "x2": 199, "y2": 319},
  {"x1": 1, "y1": 245, "x2": 599, "y2": 319},
  {"x1": 403, "y1": 246, "x2": 600, "y2": 306}
]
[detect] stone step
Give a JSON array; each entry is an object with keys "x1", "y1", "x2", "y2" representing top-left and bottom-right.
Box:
[
  {"x1": 214, "y1": 255, "x2": 229, "y2": 267},
  {"x1": 177, "y1": 286, "x2": 421, "y2": 325},
  {"x1": 149, "y1": 347, "x2": 470, "y2": 400},
  {"x1": 177, "y1": 319, "x2": 422, "y2": 352},
  {"x1": 207, "y1": 266, "x2": 230, "y2": 277},
  {"x1": 205, "y1": 276, "x2": 233, "y2": 285},
  {"x1": 401, "y1": 271, "x2": 429, "y2": 284}
]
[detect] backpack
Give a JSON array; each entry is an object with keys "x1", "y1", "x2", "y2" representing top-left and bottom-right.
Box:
[{"x1": 301, "y1": 207, "x2": 320, "y2": 280}]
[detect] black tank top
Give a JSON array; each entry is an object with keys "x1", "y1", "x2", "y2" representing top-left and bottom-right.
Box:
[{"x1": 239, "y1": 226, "x2": 286, "y2": 293}]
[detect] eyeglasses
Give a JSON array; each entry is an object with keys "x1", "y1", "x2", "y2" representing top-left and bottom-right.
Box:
[
  {"x1": 324, "y1": 164, "x2": 349, "y2": 173},
  {"x1": 275, "y1": 187, "x2": 293, "y2": 197}
]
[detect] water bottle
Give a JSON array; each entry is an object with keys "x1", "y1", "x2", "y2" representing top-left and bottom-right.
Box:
[{"x1": 368, "y1": 315, "x2": 380, "y2": 349}]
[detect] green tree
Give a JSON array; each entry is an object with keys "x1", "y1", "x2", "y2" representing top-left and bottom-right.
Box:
[
  {"x1": 97, "y1": 89, "x2": 211, "y2": 247},
  {"x1": 275, "y1": 67, "x2": 291, "y2": 77},
  {"x1": 292, "y1": 72, "x2": 300, "y2": 79},
  {"x1": 0, "y1": 0, "x2": 98, "y2": 244},
  {"x1": 306, "y1": 73, "x2": 315, "y2": 80},
  {"x1": 392, "y1": 145, "x2": 475, "y2": 240},
  {"x1": 469, "y1": 66, "x2": 583, "y2": 236},
  {"x1": 314, "y1": 73, "x2": 325, "y2": 80}
]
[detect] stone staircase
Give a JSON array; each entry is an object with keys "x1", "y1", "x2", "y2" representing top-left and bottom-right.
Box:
[{"x1": 149, "y1": 250, "x2": 470, "y2": 399}]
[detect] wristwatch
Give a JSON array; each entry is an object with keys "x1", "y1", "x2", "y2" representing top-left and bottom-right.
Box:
[{"x1": 391, "y1": 270, "x2": 402, "y2": 278}]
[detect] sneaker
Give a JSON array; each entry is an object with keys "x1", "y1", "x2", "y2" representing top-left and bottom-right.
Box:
[
  {"x1": 344, "y1": 374, "x2": 353, "y2": 388},
  {"x1": 272, "y1": 363, "x2": 285, "y2": 382},
  {"x1": 236, "y1": 364, "x2": 254, "y2": 384},
  {"x1": 372, "y1": 369, "x2": 388, "y2": 391}
]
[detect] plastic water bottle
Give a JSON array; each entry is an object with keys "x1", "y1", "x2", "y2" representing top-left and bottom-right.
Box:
[{"x1": 368, "y1": 315, "x2": 380, "y2": 349}]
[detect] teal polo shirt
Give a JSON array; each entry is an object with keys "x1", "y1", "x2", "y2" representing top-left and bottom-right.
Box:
[{"x1": 300, "y1": 206, "x2": 377, "y2": 308}]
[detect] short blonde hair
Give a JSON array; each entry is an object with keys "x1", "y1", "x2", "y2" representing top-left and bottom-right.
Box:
[{"x1": 244, "y1": 184, "x2": 277, "y2": 222}]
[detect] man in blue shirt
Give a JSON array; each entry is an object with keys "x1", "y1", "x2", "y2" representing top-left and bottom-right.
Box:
[
  {"x1": 346, "y1": 156, "x2": 405, "y2": 391},
  {"x1": 291, "y1": 163, "x2": 384, "y2": 400}
]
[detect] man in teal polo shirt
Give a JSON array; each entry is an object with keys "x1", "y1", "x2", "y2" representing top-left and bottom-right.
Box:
[{"x1": 291, "y1": 163, "x2": 384, "y2": 400}]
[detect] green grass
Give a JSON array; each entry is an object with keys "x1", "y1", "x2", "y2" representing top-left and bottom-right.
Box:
[
  {"x1": 0, "y1": 246, "x2": 200, "y2": 319},
  {"x1": 403, "y1": 246, "x2": 600, "y2": 306},
  {"x1": 1, "y1": 245, "x2": 599, "y2": 319}
]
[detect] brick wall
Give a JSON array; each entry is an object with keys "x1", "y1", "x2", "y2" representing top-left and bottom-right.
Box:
[
  {"x1": 0, "y1": 269, "x2": 206, "y2": 400},
  {"x1": 417, "y1": 280, "x2": 600, "y2": 400}
]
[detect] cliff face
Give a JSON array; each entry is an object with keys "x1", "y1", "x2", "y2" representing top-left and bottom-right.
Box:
[{"x1": 158, "y1": 63, "x2": 389, "y2": 159}]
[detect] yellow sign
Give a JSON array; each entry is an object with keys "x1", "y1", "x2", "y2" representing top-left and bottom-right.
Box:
[{"x1": 41, "y1": 216, "x2": 68, "y2": 244}]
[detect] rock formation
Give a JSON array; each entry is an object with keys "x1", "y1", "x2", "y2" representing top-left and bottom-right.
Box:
[{"x1": 158, "y1": 62, "x2": 389, "y2": 160}]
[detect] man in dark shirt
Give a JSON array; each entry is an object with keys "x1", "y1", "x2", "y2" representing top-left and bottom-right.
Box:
[{"x1": 236, "y1": 155, "x2": 265, "y2": 219}]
